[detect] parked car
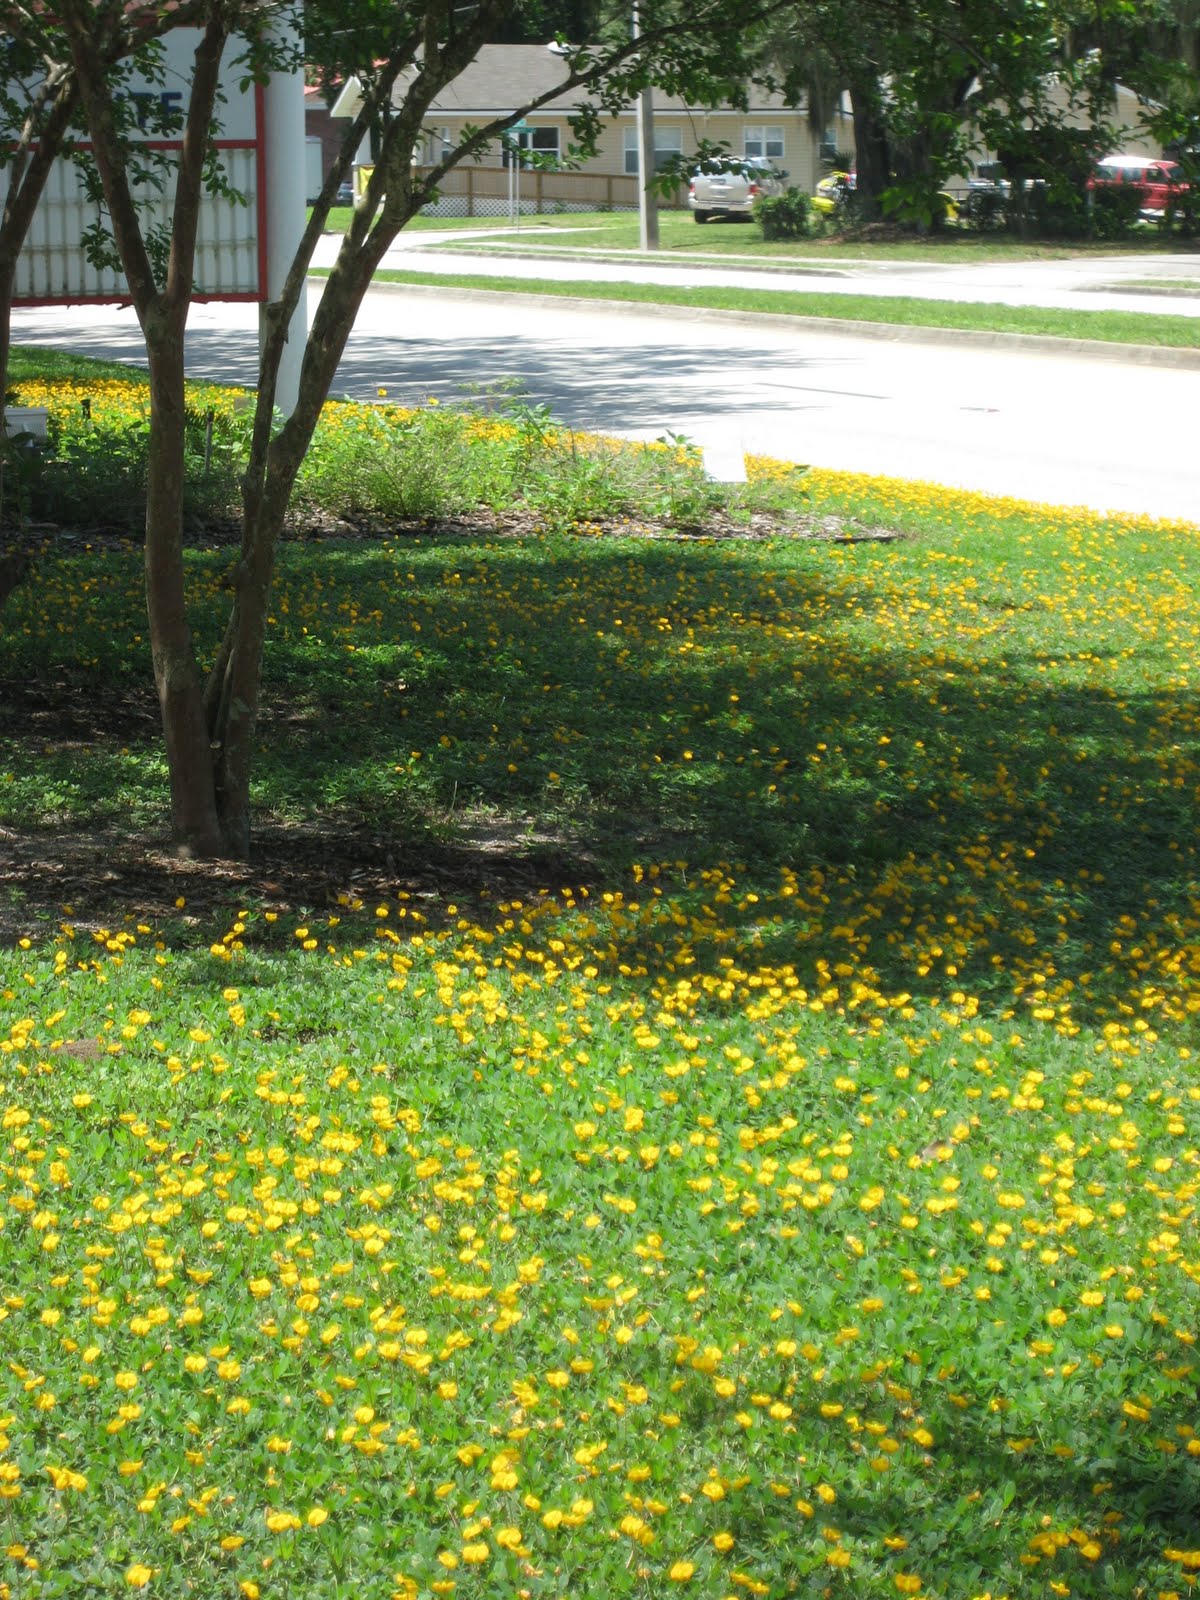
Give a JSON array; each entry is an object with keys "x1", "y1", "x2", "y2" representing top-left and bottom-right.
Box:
[
  {"x1": 1087, "y1": 156, "x2": 1189, "y2": 219},
  {"x1": 688, "y1": 158, "x2": 782, "y2": 223},
  {"x1": 967, "y1": 161, "x2": 1010, "y2": 197},
  {"x1": 813, "y1": 169, "x2": 959, "y2": 224}
]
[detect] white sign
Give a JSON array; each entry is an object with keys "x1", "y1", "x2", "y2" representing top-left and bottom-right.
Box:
[{"x1": 5, "y1": 29, "x2": 268, "y2": 304}]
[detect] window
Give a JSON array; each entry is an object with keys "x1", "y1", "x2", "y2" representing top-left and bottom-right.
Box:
[
  {"x1": 502, "y1": 126, "x2": 560, "y2": 167},
  {"x1": 419, "y1": 126, "x2": 452, "y2": 164},
  {"x1": 744, "y1": 125, "x2": 784, "y2": 161},
  {"x1": 623, "y1": 125, "x2": 682, "y2": 176}
]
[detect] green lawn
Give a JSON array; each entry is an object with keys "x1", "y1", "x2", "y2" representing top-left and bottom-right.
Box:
[
  {"x1": 323, "y1": 203, "x2": 1199, "y2": 264},
  {"x1": 360, "y1": 266, "x2": 1200, "y2": 348},
  {"x1": 2, "y1": 362, "x2": 1200, "y2": 1599}
]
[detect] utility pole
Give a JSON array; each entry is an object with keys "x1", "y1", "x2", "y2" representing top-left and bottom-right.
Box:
[{"x1": 632, "y1": 0, "x2": 659, "y2": 251}]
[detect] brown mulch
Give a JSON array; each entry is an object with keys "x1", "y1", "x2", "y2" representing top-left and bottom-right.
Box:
[{"x1": 0, "y1": 814, "x2": 594, "y2": 944}]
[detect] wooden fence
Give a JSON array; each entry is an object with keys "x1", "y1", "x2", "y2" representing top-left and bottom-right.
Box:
[{"x1": 358, "y1": 164, "x2": 686, "y2": 217}]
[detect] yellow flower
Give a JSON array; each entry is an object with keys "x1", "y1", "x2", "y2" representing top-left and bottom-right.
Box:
[
  {"x1": 668, "y1": 1561, "x2": 695, "y2": 1581},
  {"x1": 125, "y1": 1565, "x2": 154, "y2": 1588}
]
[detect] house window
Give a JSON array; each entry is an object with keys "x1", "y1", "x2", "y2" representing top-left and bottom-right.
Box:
[
  {"x1": 419, "y1": 126, "x2": 452, "y2": 164},
  {"x1": 623, "y1": 125, "x2": 682, "y2": 175},
  {"x1": 503, "y1": 125, "x2": 560, "y2": 167},
  {"x1": 744, "y1": 125, "x2": 784, "y2": 161}
]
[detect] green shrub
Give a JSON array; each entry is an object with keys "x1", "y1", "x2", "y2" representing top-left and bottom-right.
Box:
[
  {"x1": 501, "y1": 405, "x2": 729, "y2": 532},
  {"x1": 1087, "y1": 183, "x2": 1145, "y2": 238},
  {"x1": 293, "y1": 403, "x2": 513, "y2": 522},
  {"x1": 4, "y1": 400, "x2": 252, "y2": 530},
  {"x1": 754, "y1": 188, "x2": 817, "y2": 240},
  {"x1": 961, "y1": 186, "x2": 1008, "y2": 231}
]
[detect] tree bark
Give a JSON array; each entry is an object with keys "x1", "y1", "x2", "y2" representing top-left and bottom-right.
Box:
[
  {"x1": 849, "y1": 72, "x2": 891, "y2": 219},
  {"x1": 0, "y1": 71, "x2": 77, "y2": 417},
  {"x1": 64, "y1": 6, "x2": 231, "y2": 853},
  {"x1": 142, "y1": 307, "x2": 224, "y2": 853}
]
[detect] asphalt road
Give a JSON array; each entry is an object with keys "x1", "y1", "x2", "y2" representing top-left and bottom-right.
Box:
[{"x1": 12, "y1": 275, "x2": 1200, "y2": 521}]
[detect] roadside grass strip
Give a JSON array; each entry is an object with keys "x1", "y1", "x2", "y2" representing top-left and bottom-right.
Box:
[
  {"x1": 358, "y1": 269, "x2": 1200, "y2": 348},
  {"x1": 2, "y1": 380, "x2": 1200, "y2": 1598}
]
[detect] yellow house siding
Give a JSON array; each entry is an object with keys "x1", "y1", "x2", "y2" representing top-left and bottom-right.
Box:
[{"x1": 420, "y1": 110, "x2": 831, "y2": 189}]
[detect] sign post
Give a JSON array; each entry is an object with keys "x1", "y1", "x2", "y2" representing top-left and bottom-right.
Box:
[
  {"x1": 259, "y1": 11, "x2": 307, "y2": 415},
  {"x1": 509, "y1": 120, "x2": 528, "y2": 226},
  {"x1": 4, "y1": 20, "x2": 308, "y2": 412}
]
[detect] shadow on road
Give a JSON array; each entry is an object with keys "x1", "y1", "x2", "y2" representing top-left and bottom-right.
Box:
[{"x1": 12, "y1": 305, "x2": 865, "y2": 438}]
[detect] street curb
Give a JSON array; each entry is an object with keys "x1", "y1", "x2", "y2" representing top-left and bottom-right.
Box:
[
  {"x1": 322, "y1": 275, "x2": 1200, "y2": 370},
  {"x1": 432, "y1": 243, "x2": 862, "y2": 279}
]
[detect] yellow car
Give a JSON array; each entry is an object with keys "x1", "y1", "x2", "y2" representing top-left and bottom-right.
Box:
[
  {"x1": 812, "y1": 170, "x2": 854, "y2": 216},
  {"x1": 812, "y1": 170, "x2": 960, "y2": 224}
]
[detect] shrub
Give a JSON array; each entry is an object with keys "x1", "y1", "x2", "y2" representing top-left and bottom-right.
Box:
[
  {"x1": 1087, "y1": 183, "x2": 1145, "y2": 238},
  {"x1": 961, "y1": 186, "x2": 1008, "y2": 231},
  {"x1": 2, "y1": 395, "x2": 252, "y2": 530},
  {"x1": 754, "y1": 188, "x2": 816, "y2": 240},
  {"x1": 293, "y1": 402, "x2": 512, "y2": 522}
]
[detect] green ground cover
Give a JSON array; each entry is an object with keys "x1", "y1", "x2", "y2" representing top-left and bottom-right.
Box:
[
  {"x1": 324, "y1": 205, "x2": 1197, "y2": 265},
  {"x1": 354, "y1": 269, "x2": 1200, "y2": 349},
  {"x1": 318, "y1": 210, "x2": 533, "y2": 236},
  {"x1": 1, "y1": 360, "x2": 1199, "y2": 1599}
]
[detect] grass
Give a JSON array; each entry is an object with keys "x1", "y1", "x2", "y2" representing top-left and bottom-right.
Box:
[
  {"x1": 322, "y1": 204, "x2": 1199, "y2": 264},
  {"x1": 1115, "y1": 278, "x2": 1200, "y2": 292},
  {"x1": 316, "y1": 209, "x2": 537, "y2": 236},
  {"x1": 8, "y1": 346, "x2": 152, "y2": 387},
  {"x1": 2, "y1": 354, "x2": 1200, "y2": 1599},
  {"x1": 352, "y1": 267, "x2": 1200, "y2": 348}
]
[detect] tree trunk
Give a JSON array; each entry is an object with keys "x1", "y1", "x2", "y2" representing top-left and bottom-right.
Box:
[
  {"x1": 207, "y1": 198, "x2": 413, "y2": 850},
  {"x1": 142, "y1": 307, "x2": 225, "y2": 854},
  {"x1": 0, "y1": 73, "x2": 78, "y2": 419},
  {"x1": 848, "y1": 73, "x2": 891, "y2": 219},
  {"x1": 0, "y1": 255, "x2": 17, "y2": 421}
]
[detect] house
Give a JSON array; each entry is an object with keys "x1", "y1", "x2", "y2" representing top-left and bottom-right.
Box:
[
  {"x1": 331, "y1": 44, "x2": 850, "y2": 215},
  {"x1": 305, "y1": 83, "x2": 346, "y2": 200}
]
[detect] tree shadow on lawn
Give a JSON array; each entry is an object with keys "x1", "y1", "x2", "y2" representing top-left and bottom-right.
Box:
[
  {"x1": 764, "y1": 1392, "x2": 1200, "y2": 1593},
  {"x1": 3, "y1": 531, "x2": 1198, "y2": 1029},
  {"x1": 644, "y1": 1306, "x2": 1199, "y2": 1594}
]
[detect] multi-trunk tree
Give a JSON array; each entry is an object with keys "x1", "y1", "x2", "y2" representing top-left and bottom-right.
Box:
[
  {"x1": 39, "y1": 0, "x2": 773, "y2": 858},
  {"x1": 9, "y1": 0, "x2": 1198, "y2": 859}
]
